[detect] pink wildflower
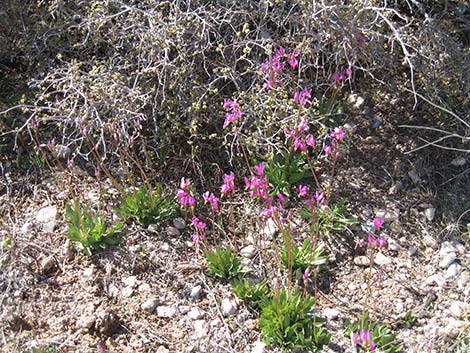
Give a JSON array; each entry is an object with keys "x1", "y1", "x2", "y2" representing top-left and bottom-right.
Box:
[
  {"x1": 306, "y1": 135, "x2": 316, "y2": 147},
  {"x1": 298, "y1": 185, "x2": 308, "y2": 197},
  {"x1": 324, "y1": 145, "x2": 332, "y2": 155},
  {"x1": 352, "y1": 330, "x2": 376, "y2": 351},
  {"x1": 293, "y1": 88, "x2": 312, "y2": 106},
  {"x1": 203, "y1": 191, "x2": 219, "y2": 212},
  {"x1": 373, "y1": 217, "x2": 384, "y2": 229},
  {"x1": 288, "y1": 50, "x2": 300, "y2": 68},
  {"x1": 330, "y1": 127, "x2": 345, "y2": 141},
  {"x1": 221, "y1": 171, "x2": 235, "y2": 196},
  {"x1": 255, "y1": 162, "x2": 266, "y2": 176}
]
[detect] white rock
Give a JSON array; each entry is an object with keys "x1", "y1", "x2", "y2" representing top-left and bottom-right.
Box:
[
  {"x1": 454, "y1": 242, "x2": 466, "y2": 255},
  {"x1": 178, "y1": 305, "x2": 191, "y2": 314},
  {"x1": 141, "y1": 298, "x2": 158, "y2": 313},
  {"x1": 161, "y1": 242, "x2": 170, "y2": 252},
  {"x1": 445, "y1": 263, "x2": 461, "y2": 279},
  {"x1": 450, "y1": 157, "x2": 467, "y2": 166},
  {"x1": 122, "y1": 287, "x2": 134, "y2": 298},
  {"x1": 251, "y1": 340, "x2": 266, "y2": 353},
  {"x1": 36, "y1": 206, "x2": 57, "y2": 233},
  {"x1": 423, "y1": 208, "x2": 436, "y2": 222},
  {"x1": 124, "y1": 276, "x2": 138, "y2": 288},
  {"x1": 83, "y1": 266, "x2": 94, "y2": 278},
  {"x1": 439, "y1": 253, "x2": 457, "y2": 269},
  {"x1": 221, "y1": 298, "x2": 237, "y2": 317},
  {"x1": 147, "y1": 224, "x2": 159, "y2": 233},
  {"x1": 77, "y1": 315, "x2": 96, "y2": 329},
  {"x1": 190, "y1": 285, "x2": 203, "y2": 301},
  {"x1": 376, "y1": 210, "x2": 400, "y2": 223},
  {"x1": 408, "y1": 246, "x2": 418, "y2": 256},
  {"x1": 157, "y1": 305, "x2": 177, "y2": 318},
  {"x1": 408, "y1": 170, "x2": 421, "y2": 184},
  {"x1": 361, "y1": 221, "x2": 375, "y2": 233},
  {"x1": 423, "y1": 235, "x2": 437, "y2": 248},
  {"x1": 387, "y1": 238, "x2": 401, "y2": 252},
  {"x1": 457, "y1": 273, "x2": 470, "y2": 291},
  {"x1": 424, "y1": 274, "x2": 446, "y2": 287},
  {"x1": 374, "y1": 252, "x2": 391, "y2": 266},
  {"x1": 322, "y1": 308, "x2": 339, "y2": 320},
  {"x1": 395, "y1": 301, "x2": 405, "y2": 314},
  {"x1": 193, "y1": 320, "x2": 208, "y2": 339},
  {"x1": 138, "y1": 283, "x2": 151, "y2": 293},
  {"x1": 439, "y1": 241, "x2": 456, "y2": 256},
  {"x1": 240, "y1": 245, "x2": 257, "y2": 259},
  {"x1": 51, "y1": 144, "x2": 71, "y2": 159},
  {"x1": 173, "y1": 218, "x2": 186, "y2": 230},
  {"x1": 40, "y1": 255, "x2": 55, "y2": 273},
  {"x1": 449, "y1": 301, "x2": 469, "y2": 319},
  {"x1": 187, "y1": 307, "x2": 204, "y2": 320},
  {"x1": 21, "y1": 222, "x2": 32, "y2": 234},
  {"x1": 166, "y1": 226, "x2": 180, "y2": 237},
  {"x1": 156, "y1": 346, "x2": 169, "y2": 353},
  {"x1": 261, "y1": 218, "x2": 278, "y2": 238},
  {"x1": 354, "y1": 256, "x2": 369, "y2": 267}
]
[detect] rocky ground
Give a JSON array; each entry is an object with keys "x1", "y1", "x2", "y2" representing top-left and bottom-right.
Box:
[{"x1": 1, "y1": 110, "x2": 469, "y2": 353}]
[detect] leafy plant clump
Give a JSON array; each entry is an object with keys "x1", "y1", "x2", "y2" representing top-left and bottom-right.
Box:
[
  {"x1": 118, "y1": 183, "x2": 176, "y2": 226},
  {"x1": 281, "y1": 237, "x2": 328, "y2": 275},
  {"x1": 259, "y1": 287, "x2": 331, "y2": 351},
  {"x1": 66, "y1": 201, "x2": 123, "y2": 256},
  {"x1": 232, "y1": 279, "x2": 271, "y2": 309},
  {"x1": 205, "y1": 246, "x2": 243, "y2": 281},
  {"x1": 345, "y1": 312, "x2": 402, "y2": 353}
]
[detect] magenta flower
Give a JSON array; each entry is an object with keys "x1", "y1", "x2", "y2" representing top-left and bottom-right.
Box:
[
  {"x1": 294, "y1": 137, "x2": 306, "y2": 152},
  {"x1": 176, "y1": 189, "x2": 196, "y2": 208},
  {"x1": 330, "y1": 127, "x2": 345, "y2": 141},
  {"x1": 352, "y1": 330, "x2": 376, "y2": 351},
  {"x1": 332, "y1": 72, "x2": 345, "y2": 81},
  {"x1": 306, "y1": 135, "x2": 316, "y2": 147},
  {"x1": 345, "y1": 67, "x2": 352, "y2": 78},
  {"x1": 303, "y1": 267, "x2": 310, "y2": 280},
  {"x1": 376, "y1": 237, "x2": 387, "y2": 249},
  {"x1": 203, "y1": 191, "x2": 219, "y2": 212},
  {"x1": 298, "y1": 185, "x2": 308, "y2": 197},
  {"x1": 297, "y1": 116, "x2": 309, "y2": 132},
  {"x1": 180, "y1": 177, "x2": 191, "y2": 190},
  {"x1": 221, "y1": 171, "x2": 236, "y2": 196},
  {"x1": 373, "y1": 217, "x2": 384, "y2": 229},
  {"x1": 324, "y1": 145, "x2": 332, "y2": 155},
  {"x1": 255, "y1": 162, "x2": 266, "y2": 176},
  {"x1": 223, "y1": 99, "x2": 243, "y2": 128},
  {"x1": 288, "y1": 50, "x2": 300, "y2": 68},
  {"x1": 294, "y1": 88, "x2": 312, "y2": 106},
  {"x1": 192, "y1": 216, "x2": 207, "y2": 231}
]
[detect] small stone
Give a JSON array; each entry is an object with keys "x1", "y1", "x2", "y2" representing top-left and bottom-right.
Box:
[
  {"x1": 408, "y1": 170, "x2": 421, "y2": 184},
  {"x1": 40, "y1": 255, "x2": 55, "y2": 273},
  {"x1": 166, "y1": 226, "x2": 180, "y2": 237},
  {"x1": 122, "y1": 287, "x2": 134, "y2": 298},
  {"x1": 190, "y1": 285, "x2": 203, "y2": 301},
  {"x1": 387, "y1": 238, "x2": 400, "y2": 252},
  {"x1": 408, "y1": 246, "x2": 418, "y2": 256},
  {"x1": 395, "y1": 301, "x2": 405, "y2": 314},
  {"x1": 423, "y1": 208, "x2": 436, "y2": 222},
  {"x1": 187, "y1": 307, "x2": 204, "y2": 320},
  {"x1": 361, "y1": 221, "x2": 375, "y2": 233},
  {"x1": 424, "y1": 274, "x2": 446, "y2": 287},
  {"x1": 362, "y1": 209, "x2": 373, "y2": 217},
  {"x1": 220, "y1": 298, "x2": 237, "y2": 317},
  {"x1": 348, "y1": 283, "x2": 357, "y2": 291},
  {"x1": 193, "y1": 320, "x2": 207, "y2": 339},
  {"x1": 251, "y1": 341, "x2": 266, "y2": 353},
  {"x1": 323, "y1": 308, "x2": 339, "y2": 320},
  {"x1": 454, "y1": 242, "x2": 466, "y2": 255},
  {"x1": 77, "y1": 315, "x2": 96, "y2": 330},
  {"x1": 83, "y1": 266, "x2": 94, "y2": 278},
  {"x1": 374, "y1": 252, "x2": 391, "y2": 266},
  {"x1": 156, "y1": 346, "x2": 169, "y2": 353},
  {"x1": 147, "y1": 224, "x2": 159, "y2": 233},
  {"x1": 240, "y1": 245, "x2": 257, "y2": 259},
  {"x1": 124, "y1": 276, "x2": 138, "y2": 288},
  {"x1": 138, "y1": 283, "x2": 151, "y2": 293},
  {"x1": 141, "y1": 298, "x2": 158, "y2": 313},
  {"x1": 354, "y1": 256, "x2": 369, "y2": 267},
  {"x1": 457, "y1": 273, "x2": 470, "y2": 291},
  {"x1": 445, "y1": 263, "x2": 461, "y2": 279},
  {"x1": 63, "y1": 239, "x2": 75, "y2": 259},
  {"x1": 376, "y1": 210, "x2": 400, "y2": 223},
  {"x1": 261, "y1": 218, "x2": 278, "y2": 238},
  {"x1": 51, "y1": 144, "x2": 71, "y2": 159},
  {"x1": 157, "y1": 305, "x2": 177, "y2": 318},
  {"x1": 449, "y1": 301, "x2": 468, "y2": 319},
  {"x1": 439, "y1": 253, "x2": 457, "y2": 269},
  {"x1": 388, "y1": 181, "x2": 404, "y2": 195},
  {"x1": 161, "y1": 242, "x2": 170, "y2": 251},
  {"x1": 450, "y1": 157, "x2": 467, "y2": 166},
  {"x1": 173, "y1": 218, "x2": 186, "y2": 230},
  {"x1": 21, "y1": 222, "x2": 32, "y2": 234},
  {"x1": 424, "y1": 235, "x2": 437, "y2": 248},
  {"x1": 36, "y1": 205, "x2": 57, "y2": 233}
]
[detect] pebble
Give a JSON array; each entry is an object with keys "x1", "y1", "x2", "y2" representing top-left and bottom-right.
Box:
[
  {"x1": 449, "y1": 301, "x2": 468, "y2": 319},
  {"x1": 166, "y1": 226, "x2": 180, "y2": 237},
  {"x1": 77, "y1": 315, "x2": 96, "y2": 330},
  {"x1": 252, "y1": 341, "x2": 266, "y2": 353},
  {"x1": 457, "y1": 273, "x2": 470, "y2": 291},
  {"x1": 439, "y1": 253, "x2": 457, "y2": 269},
  {"x1": 445, "y1": 263, "x2": 461, "y2": 279},
  {"x1": 36, "y1": 205, "x2": 57, "y2": 233},
  {"x1": 439, "y1": 241, "x2": 456, "y2": 256},
  {"x1": 156, "y1": 346, "x2": 169, "y2": 353},
  {"x1": 193, "y1": 320, "x2": 208, "y2": 339},
  {"x1": 408, "y1": 170, "x2": 421, "y2": 184},
  {"x1": 122, "y1": 287, "x2": 134, "y2": 298},
  {"x1": 63, "y1": 239, "x2": 75, "y2": 259},
  {"x1": 40, "y1": 255, "x2": 55, "y2": 273},
  {"x1": 187, "y1": 307, "x2": 204, "y2": 320},
  {"x1": 51, "y1": 144, "x2": 71, "y2": 159},
  {"x1": 261, "y1": 218, "x2": 278, "y2": 238},
  {"x1": 190, "y1": 285, "x2": 203, "y2": 301},
  {"x1": 423, "y1": 235, "x2": 437, "y2": 248},
  {"x1": 408, "y1": 246, "x2": 418, "y2": 256},
  {"x1": 443, "y1": 317, "x2": 465, "y2": 337},
  {"x1": 348, "y1": 283, "x2": 357, "y2": 291},
  {"x1": 240, "y1": 245, "x2": 257, "y2": 259},
  {"x1": 424, "y1": 274, "x2": 446, "y2": 287},
  {"x1": 395, "y1": 301, "x2": 405, "y2": 314},
  {"x1": 221, "y1": 298, "x2": 237, "y2": 317},
  {"x1": 83, "y1": 266, "x2": 94, "y2": 278},
  {"x1": 124, "y1": 276, "x2": 138, "y2": 288},
  {"x1": 323, "y1": 308, "x2": 339, "y2": 320},
  {"x1": 361, "y1": 221, "x2": 375, "y2": 233},
  {"x1": 374, "y1": 252, "x2": 391, "y2": 266},
  {"x1": 21, "y1": 222, "x2": 32, "y2": 234},
  {"x1": 423, "y1": 208, "x2": 436, "y2": 221},
  {"x1": 147, "y1": 224, "x2": 159, "y2": 233},
  {"x1": 157, "y1": 305, "x2": 177, "y2": 318},
  {"x1": 141, "y1": 298, "x2": 158, "y2": 313},
  {"x1": 376, "y1": 209, "x2": 400, "y2": 223},
  {"x1": 353, "y1": 256, "x2": 369, "y2": 267},
  {"x1": 362, "y1": 209, "x2": 373, "y2": 217},
  {"x1": 387, "y1": 238, "x2": 401, "y2": 252},
  {"x1": 173, "y1": 218, "x2": 186, "y2": 230},
  {"x1": 454, "y1": 242, "x2": 466, "y2": 255},
  {"x1": 388, "y1": 181, "x2": 404, "y2": 195}
]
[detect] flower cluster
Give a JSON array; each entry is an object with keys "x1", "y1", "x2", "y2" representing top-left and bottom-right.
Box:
[
  {"x1": 203, "y1": 191, "x2": 219, "y2": 212},
  {"x1": 324, "y1": 127, "x2": 346, "y2": 158},
  {"x1": 223, "y1": 99, "x2": 243, "y2": 129},
  {"x1": 261, "y1": 47, "x2": 300, "y2": 90},
  {"x1": 367, "y1": 217, "x2": 387, "y2": 249},
  {"x1": 221, "y1": 171, "x2": 236, "y2": 197},
  {"x1": 176, "y1": 177, "x2": 196, "y2": 209},
  {"x1": 332, "y1": 67, "x2": 352, "y2": 81},
  {"x1": 351, "y1": 330, "x2": 376, "y2": 351},
  {"x1": 191, "y1": 216, "x2": 207, "y2": 243},
  {"x1": 293, "y1": 87, "x2": 312, "y2": 106},
  {"x1": 284, "y1": 117, "x2": 316, "y2": 153},
  {"x1": 244, "y1": 162, "x2": 271, "y2": 200}
]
